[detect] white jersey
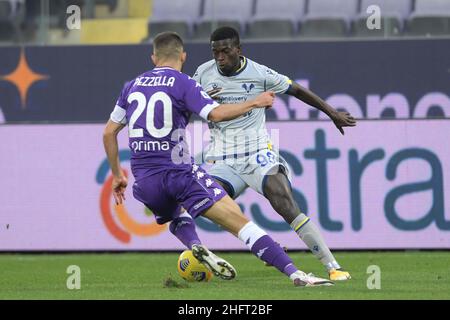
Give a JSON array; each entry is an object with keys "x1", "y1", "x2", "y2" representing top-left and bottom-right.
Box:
[{"x1": 193, "y1": 57, "x2": 291, "y2": 161}]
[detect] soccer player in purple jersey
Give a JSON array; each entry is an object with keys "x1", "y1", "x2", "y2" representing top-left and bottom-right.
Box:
[{"x1": 103, "y1": 32, "x2": 333, "y2": 286}]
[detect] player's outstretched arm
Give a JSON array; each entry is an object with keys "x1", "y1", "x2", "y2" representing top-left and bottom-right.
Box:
[
  {"x1": 208, "y1": 91, "x2": 275, "y2": 122},
  {"x1": 286, "y1": 82, "x2": 357, "y2": 135},
  {"x1": 103, "y1": 120, "x2": 127, "y2": 204}
]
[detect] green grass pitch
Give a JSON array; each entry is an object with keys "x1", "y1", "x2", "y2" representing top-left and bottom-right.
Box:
[{"x1": 0, "y1": 251, "x2": 449, "y2": 299}]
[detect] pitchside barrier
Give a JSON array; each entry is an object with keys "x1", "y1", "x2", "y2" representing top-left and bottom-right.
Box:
[{"x1": 1, "y1": 119, "x2": 449, "y2": 250}]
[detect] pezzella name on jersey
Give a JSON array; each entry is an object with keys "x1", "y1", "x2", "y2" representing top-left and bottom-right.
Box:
[{"x1": 133, "y1": 76, "x2": 175, "y2": 87}]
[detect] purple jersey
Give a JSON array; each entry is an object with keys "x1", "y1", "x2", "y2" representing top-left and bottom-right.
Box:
[
  {"x1": 109, "y1": 67, "x2": 226, "y2": 223},
  {"x1": 110, "y1": 67, "x2": 219, "y2": 180}
]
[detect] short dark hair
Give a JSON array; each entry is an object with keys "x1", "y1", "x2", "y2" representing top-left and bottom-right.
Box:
[
  {"x1": 210, "y1": 26, "x2": 240, "y2": 46},
  {"x1": 153, "y1": 31, "x2": 184, "y2": 59}
]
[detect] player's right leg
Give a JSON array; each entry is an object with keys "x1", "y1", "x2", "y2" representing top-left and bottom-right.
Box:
[
  {"x1": 169, "y1": 211, "x2": 237, "y2": 280},
  {"x1": 168, "y1": 209, "x2": 237, "y2": 280},
  {"x1": 202, "y1": 195, "x2": 334, "y2": 287},
  {"x1": 262, "y1": 168, "x2": 351, "y2": 281}
]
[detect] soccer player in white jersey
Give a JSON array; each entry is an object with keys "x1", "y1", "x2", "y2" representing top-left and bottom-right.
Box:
[{"x1": 193, "y1": 27, "x2": 357, "y2": 281}]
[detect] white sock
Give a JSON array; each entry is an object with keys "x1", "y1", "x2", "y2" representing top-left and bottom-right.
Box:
[{"x1": 238, "y1": 221, "x2": 267, "y2": 249}]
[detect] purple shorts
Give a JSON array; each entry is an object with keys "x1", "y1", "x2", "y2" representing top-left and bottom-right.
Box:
[{"x1": 132, "y1": 164, "x2": 227, "y2": 224}]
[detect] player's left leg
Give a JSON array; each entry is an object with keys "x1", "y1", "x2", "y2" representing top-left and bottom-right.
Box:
[
  {"x1": 169, "y1": 210, "x2": 202, "y2": 249},
  {"x1": 133, "y1": 171, "x2": 236, "y2": 280},
  {"x1": 201, "y1": 195, "x2": 333, "y2": 286},
  {"x1": 262, "y1": 168, "x2": 351, "y2": 281}
]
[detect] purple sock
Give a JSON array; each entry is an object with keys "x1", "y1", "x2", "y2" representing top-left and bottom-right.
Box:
[
  {"x1": 169, "y1": 216, "x2": 201, "y2": 249},
  {"x1": 251, "y1": 235, "x2": 298, "y2": 276}
]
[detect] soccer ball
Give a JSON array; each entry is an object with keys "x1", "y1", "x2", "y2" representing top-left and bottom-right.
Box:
[{"x1": 177, "y1": 250, "x2": 213, "y2": 282}]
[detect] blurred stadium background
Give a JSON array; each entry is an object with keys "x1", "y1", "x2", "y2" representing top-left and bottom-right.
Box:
[
  {"x1": 2, "y1": 0, "x2": 450, "y2": 44},
  {"x1": 0, "y1": 0, "x2": 449, "y2": 299}
]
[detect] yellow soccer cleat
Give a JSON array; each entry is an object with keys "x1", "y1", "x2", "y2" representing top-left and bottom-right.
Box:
[{"x1": 328, "y1": 268, "x2": 351, "y2": 281}]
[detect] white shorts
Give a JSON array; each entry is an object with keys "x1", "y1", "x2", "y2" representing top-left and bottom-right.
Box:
[{"x1": 205, "y1": 148, "x2": 292, "y2": 199}]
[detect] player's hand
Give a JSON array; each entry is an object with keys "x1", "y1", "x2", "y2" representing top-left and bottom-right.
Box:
[
  {"x1": 254, "y1": 91, "x2": 275, "y2": 108},
  {"x1": 112, "y1": 175, "x2": 128, "y2": 205},
  {"x1": 331, "y1": 111, "x2": 357, "y2": 135},
  {"x1": 207, "y1": 88, "x2": 222, "y2": 100}
]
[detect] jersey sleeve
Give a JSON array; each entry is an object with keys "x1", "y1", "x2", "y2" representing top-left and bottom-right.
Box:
[
  {"x1": 183, "y1": 76, "x2": 219, "y2": 121},
  {"x1": 192, "y1": 67, "x2": 201, "y2": 84},
  {"x1": 110, "y1": 81, "x2": 130, "y2": 124},
  {"x1": 262, "y1": 65, "x2": 292, "y2": 94}
]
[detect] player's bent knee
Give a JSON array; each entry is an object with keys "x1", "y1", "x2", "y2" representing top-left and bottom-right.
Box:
[{"x1": 265, "y1": 190, "x2": 300, "y2": 224}]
